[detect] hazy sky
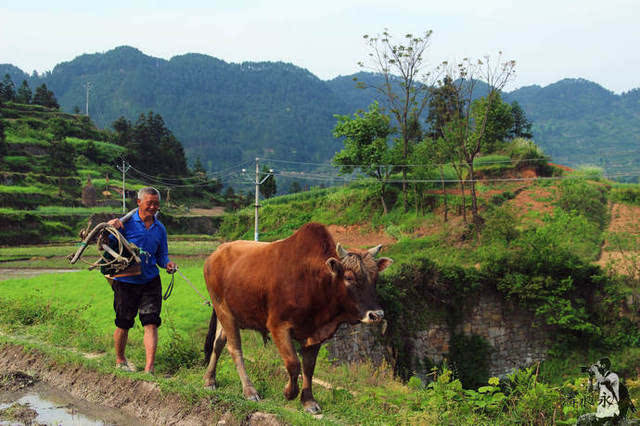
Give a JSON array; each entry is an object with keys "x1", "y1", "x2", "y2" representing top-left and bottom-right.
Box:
[{"x1": 2, "y1": 0, "x2": 639, "y2": 93}]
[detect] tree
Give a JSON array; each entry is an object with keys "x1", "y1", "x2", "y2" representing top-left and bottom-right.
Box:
[
  {"x1": 509, "y1": 101, "x2": 533, "y2": 139},
  {"x1": 47, "y1": 118, "x2": 77, "y2": 195},
  {"x1": 15, "y1": 80, "x2": 32, "y2": 104},
  {"x1": 130, "y1": 111, "x2": 188, "y2": 177},
  {"x1": 0, "y1": 74, "x2": 15, "y2": 102},
  {"x1": 33, "y1": 83, "x2": 59, "y2": 109},
  {"x1": 470, "y1": 92, "x2": 513, "y2": 153},
  {"x1": 192, "y1": 156, "x2": 207, "y2": 177},
  {"x1": 333, "y1": 102, "x2": 395, "y2": 214},
  {"x1": 259, "y1": 165, "x2": 277, "y2": 199},
  {"x1": 426, "y1": 75, "x2": 463, "y2": 140},
  {"x1": 357, "y1": 29, "x2": 435, "y2": 211},
  {"x1": 112, "y1": 116, "x2": 133, "y2": 147},
  {"x1": 437, "y1": 54, "x2": 516, "y2": 228}
]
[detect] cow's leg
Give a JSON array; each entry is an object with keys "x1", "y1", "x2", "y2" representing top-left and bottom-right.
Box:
[
  {"x1": 300, "y1": 344, "x2": 322, "y2": 414},
  {"x1": 271, "y1": 326, "x2": 300, "y2": 401},
  {"x1": 203, "y1": 319, "x2": 226, "y2": 389},
  {"x1": 219, "y1": 316, "x2": 260, "y2": 401}
]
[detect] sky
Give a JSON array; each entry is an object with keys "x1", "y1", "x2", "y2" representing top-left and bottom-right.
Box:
[{"x1": 1, "y1": 0, "x2": 639, "y2": 94}]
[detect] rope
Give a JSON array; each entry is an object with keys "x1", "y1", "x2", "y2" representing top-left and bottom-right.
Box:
[
  {"x1": 163, "y1": 270, "x2": 175, "y2": 300},
  {"x1": 162, "y1": 267, "x2": 211, "y2": 307},
  {"x1": 176, "y1": 268, "x2": 212, "y2": 307}
]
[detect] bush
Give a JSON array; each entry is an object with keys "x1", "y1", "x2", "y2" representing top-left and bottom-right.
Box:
[
  {"x1": 557, "y1": 178, "x2": 609, "y2": 228},
  {"x1": 481, "y1": 212, "x2": 606, "y2": 341},
  {"x1": 610, "y1": 184, "x2": 640, "y2": 205}
]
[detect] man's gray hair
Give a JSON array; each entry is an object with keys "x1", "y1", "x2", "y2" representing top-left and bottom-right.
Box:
[{"x1": 137, "y1": 187, "x2": 161, "y2": 201}]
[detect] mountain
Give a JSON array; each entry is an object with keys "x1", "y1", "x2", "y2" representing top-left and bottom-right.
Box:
[
  {"x1": 504, "y1": 79, "x2": 640, "y2": 178},
  {"x1": 3, "y1": 47, "x2": 350, "y2": 171},
  {"x1": 2, "y1": 47, "x2": 640, "y2": 178}
]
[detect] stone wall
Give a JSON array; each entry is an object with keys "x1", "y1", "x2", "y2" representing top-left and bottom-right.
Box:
[{"x1": 326, "y1": 288, "x2": 550, "y2": 378}]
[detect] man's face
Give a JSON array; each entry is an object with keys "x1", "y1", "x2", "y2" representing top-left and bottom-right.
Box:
[{"x1": 137, "y1": 194, "x2": 160, "y2": 220}]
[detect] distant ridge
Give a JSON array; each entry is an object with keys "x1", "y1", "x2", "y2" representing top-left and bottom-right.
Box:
[{"x1": 1, "y1": 47, "x2": 639, "y2": 179}]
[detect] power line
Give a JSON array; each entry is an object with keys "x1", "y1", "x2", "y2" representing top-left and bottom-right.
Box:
[{"x1": 261, "y1": 156, "x2": 553, "y2": 169}]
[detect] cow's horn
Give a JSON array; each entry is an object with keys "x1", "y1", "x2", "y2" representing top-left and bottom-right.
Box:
[
  {"x1": 368, "y1": 244, "x2": 382, "y2": 257},
  {"x1": 336, "y1": 243, "x2": 349, "y2": 259}
]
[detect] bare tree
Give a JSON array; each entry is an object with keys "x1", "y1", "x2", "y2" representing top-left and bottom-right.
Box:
[{"x1": 357, "y1": 29, "x2": 436, "y2": 212}]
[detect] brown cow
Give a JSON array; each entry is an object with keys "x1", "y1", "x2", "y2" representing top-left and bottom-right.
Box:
[{"x1": 202, "y1": 222, "x2": 392, "y2": 413}]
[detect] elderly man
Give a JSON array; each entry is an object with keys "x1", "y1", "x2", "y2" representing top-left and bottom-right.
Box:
[{"x1": 107, "y1": 187, "x2": 177, "y2": 374}]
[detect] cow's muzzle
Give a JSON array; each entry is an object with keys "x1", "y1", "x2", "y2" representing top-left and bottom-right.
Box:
[{"x1": 361, "y1": 310, "x2": 384, "y2": 323}]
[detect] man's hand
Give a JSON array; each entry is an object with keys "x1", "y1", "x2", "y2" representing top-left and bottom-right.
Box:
[
  {"x1": 108, "y1": 218, "x2": 123, "y2": 229},
  {"x1": 166, "y1": 261, "x2": 177, "y2": 274}
]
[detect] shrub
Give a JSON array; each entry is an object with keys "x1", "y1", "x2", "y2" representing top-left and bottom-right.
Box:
[
  {"x1": 557, "y1": 178, "x2": 609, "y2": 228},
  {"x1": 610, "y1": 184, "x2": 640, "y2": 205}
]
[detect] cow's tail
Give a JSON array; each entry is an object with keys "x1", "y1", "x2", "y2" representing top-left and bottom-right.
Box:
[{"x1": 203, "y1": 308, "x2": 217, "y2": 365}]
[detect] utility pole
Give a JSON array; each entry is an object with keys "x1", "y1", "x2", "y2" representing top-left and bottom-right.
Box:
[
  {"x1": 242, "y1": 157, "x2": 273, "y2": 241},
  {"x1": 254, "y1": 157, "x2": 260, "y2": 242},
  {"x1": 84, "y1": 82, "x2": 92, "y2": 116},
  {"x1": 117, "y1": 159, "x2": 131, "y2": 213}
]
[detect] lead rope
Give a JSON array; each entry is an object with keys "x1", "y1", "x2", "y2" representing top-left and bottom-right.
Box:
[
  {"x1": 163, "y1": 270, "x2": 175, "y2": 300},
  {"x1": 162, "y1": 268, "x2": 211, "y2": 307}
]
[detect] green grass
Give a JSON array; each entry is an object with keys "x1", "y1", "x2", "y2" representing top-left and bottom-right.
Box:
[
  {"x1": 0, "y1": 185, "x2": 47, "y2": 194},
  {"x1": 0, "y1": 269, "x2": 435, "y2": 424},
  {"x1": 5, "y1": 133, "x2": 49, "y2": 145}
]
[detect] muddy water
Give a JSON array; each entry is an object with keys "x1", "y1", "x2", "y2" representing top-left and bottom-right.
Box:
[{"x1": 0, "y1": 382, "x2": 144, "y2": 426}]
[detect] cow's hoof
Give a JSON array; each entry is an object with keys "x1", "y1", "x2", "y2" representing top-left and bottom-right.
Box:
[
  {"x1": 304, "y1": 401, "x2": 322, "y2": 415},
  {"x1": 284, "y1": 382, "x2": 300, "y2": 400},
  {"x1": 204, "y1": 384, "x2": 216, "y2": 391},
  {"x1": 244, "y1": 387, "x2": 261, "y2": 401}
]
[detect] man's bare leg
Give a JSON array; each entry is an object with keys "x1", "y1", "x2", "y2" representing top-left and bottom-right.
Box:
[
  {"x1": 114, "y1": 327, "x2": 129, "y2": 364},
  {"x1": 143, "y1": 324, "x2": 158, "y2": 373}
]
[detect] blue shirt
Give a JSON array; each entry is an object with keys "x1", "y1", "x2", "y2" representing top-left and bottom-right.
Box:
[{"x1": 114, "y1": 210, "x2": 171, "y2": 284}]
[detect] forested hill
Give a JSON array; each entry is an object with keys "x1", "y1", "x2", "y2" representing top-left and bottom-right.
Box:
[
  {"x1": 0, "y1": 46, "x2": 349, "y2": 171},
  {"x1": 505, "y1": 80, "x2": 640, "y2": 179},
  {"x1": 2, "y1": 47, "x2": 639, "y2": 176}
]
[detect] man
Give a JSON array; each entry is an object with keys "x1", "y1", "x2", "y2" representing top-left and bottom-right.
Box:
[{"x1": 107, "y1": 187, "x2": 177, "y2": 374}]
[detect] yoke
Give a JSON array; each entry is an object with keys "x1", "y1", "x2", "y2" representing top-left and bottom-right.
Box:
[{"x1": 67, "y1": 209, "x2": 142, "y2": 279}]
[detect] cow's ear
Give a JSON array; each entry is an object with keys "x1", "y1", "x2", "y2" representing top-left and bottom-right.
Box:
[
  {"x1": 376, "y1": 257, "x2": 393, "y2": 272},
  {"x1": 325, "y1": 257, "x2": 343, "y2": 277}
]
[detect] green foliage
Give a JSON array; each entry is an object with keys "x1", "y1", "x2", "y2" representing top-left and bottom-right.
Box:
[
  {"x1": 123, "y1": 111, "x2": 188, "y2": 177},
  {"x1": 481, "y1": 211, "x2": 605, "y2": 339},
  {"x1": 557, "y1": 178, "x2": 609, "y2": 228},
  {"x1": 15, "y1": 80, "x2": 32, "y2": 104},
  {"x1": 482, "y1": 204, "x2": 519, "y2": 242},
  {"x1": 32, "y1": 83, "x2": 59, "y2": 109},
  {"x1": 610, "y1": 183, "x2": 640, "y2": 205},
  {"x1": 471, "y1": 92, "x2": 514, "y2": 153},
  {"x1": 0, "y1": 74, "x2": 16, "y2": 102},
  {"x1": 508, "y1": 101, "x2": 533, "y2": 139},
  {"x1": 504, "y1": 138, "x2": 553, "y2": 175}
]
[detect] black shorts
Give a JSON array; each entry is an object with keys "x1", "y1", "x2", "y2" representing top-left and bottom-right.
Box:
[{"x1": 112, "y1": 276, "x2": 162, "y2": 329}]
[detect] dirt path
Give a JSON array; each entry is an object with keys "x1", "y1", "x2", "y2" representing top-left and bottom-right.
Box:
[
  {"x1": 327, "y1": 224, "x2": 396, "y2": 249},
  {"x1": 0, "y1": 344, "x2": 283, "y2": 425},
  {"x1": 188, "y1": 207, "x2": 225, "y2": 216},
  {"x1": 597, "y1": 203, "x2": 640, "y2": 276}
]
